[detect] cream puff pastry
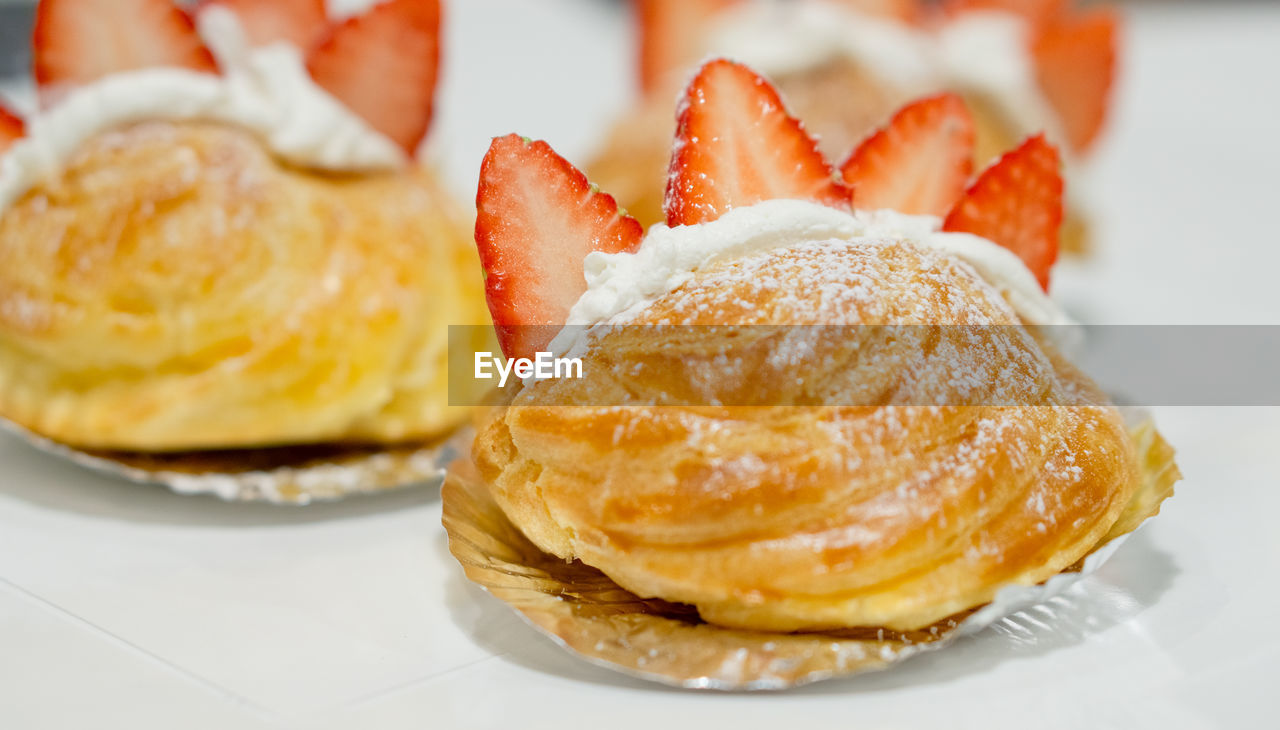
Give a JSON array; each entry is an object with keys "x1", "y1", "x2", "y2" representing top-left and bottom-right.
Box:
[
  {"x1": 0, "y1": 0, "x2": 490, "y2": 453},
  {"x1": 590, "y1": 0, "x2": 1118, "y2": 252},
  {"x1": 456, "y1": 59, "x2": 1176, "y2": 636}
]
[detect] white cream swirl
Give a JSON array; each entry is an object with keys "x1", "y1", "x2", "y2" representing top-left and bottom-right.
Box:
[
  {"x1": 0, "y1": 6, "x2": 405, "y2": 213},
  {"x1": 546, "y1": 199, "x2": 1067, "y2": 360}
]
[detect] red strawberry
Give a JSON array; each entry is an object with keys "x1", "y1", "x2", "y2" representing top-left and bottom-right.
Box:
[
  {"x1": 307, "y1": 0, "x2": 440, "y2": 155},
  {"x1": 33, "y1": 0, "x2": 218, "y2": 97},
  {"x1": 476, "y1": 135, "x2": 644, "y2": 360},
  {"x1": 1033, "y1": 9, "x2": 1118, "y2": 153},
  {"x1": 840, "y1": 93, "x2": 975, "y2": 217},
  {"x1": 944, "y1": 0, "x2": 1067, "y2": 26},
  {"x1": 0, "y1": 103, "x2": 24, "y2": 156},
  {"x1": 943, "y1": 134, "x2": 1063, "y2": 290},
  {"x1": 664, "y1": 59, "x2": 850, "y2": 227},
  {"x1": 202, "y1": 0, "x2": 329, "y2": 50},
  {"x1": 636, "y1": 0, "x2": 742, "y2": 97}
]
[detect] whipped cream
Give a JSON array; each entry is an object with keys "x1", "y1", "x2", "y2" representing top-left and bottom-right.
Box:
[
  {"x1": 545, "y1": 199, "x2": 1068, "y2": 361},
  {"x1": 708, "y1": 3, "x2": 1068, "y2": 152},
  {"x1": 0, "y1": 6, "x2": 405, "y2": 213}
]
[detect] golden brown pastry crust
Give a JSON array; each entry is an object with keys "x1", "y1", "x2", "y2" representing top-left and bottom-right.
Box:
[
  {"x1": 0, "y1": 121, "x2": 490, "y2": 451},
  {"x1": 472, "y1": 238, "x2": 1163, "y2": 632},
  {"x1": 445, "y1": 412, "x2": 1177, "y2": 687}
]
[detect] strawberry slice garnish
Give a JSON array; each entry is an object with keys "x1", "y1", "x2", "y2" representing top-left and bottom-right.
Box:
[
  {"x1": 202, "y1": 0, "x2": 329, "y2": 50},
  {"x1": 943, "y1": 134, "x2": 1063, "y2": 290},
  {"x1": 476, "y1": 135, "x2": 644, "y2": 361},
  {"x1": 1033, "y1": 9, "x2": 1119, "y2": 153},
  {"x1": 636, "y1": 0, "x2": 742, "y2": 97},
  {"x1": 0, "y1": 103, "x2": 24, "y2": 156},
  {"x1": 840, "y1": 93, "x2": 975, "y2": 217},
  {"x1": 34, "y1": 0, "x2": 218, "y2": 96},
  {"x1": 307, "y1": 0, "x2": 440, "y2": 155},
  {"x1": 944, "y1": 0, "x2": 1067, "y2": 26},
  {"x1": 664, "y1": 59, "x2": 851, "y2": 227}
]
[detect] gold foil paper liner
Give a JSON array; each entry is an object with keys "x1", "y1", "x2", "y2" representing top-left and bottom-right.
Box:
[
  {"x1": 2, "y1": 418, "x2": 471, "y2": 504},
  {"x1": 442, "y1": 412, "x2": 1178, "y2": 690}
]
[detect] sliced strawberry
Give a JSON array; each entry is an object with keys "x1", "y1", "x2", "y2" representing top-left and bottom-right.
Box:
[
  {"x1": 34, "y1": 0, "x2": 218, "y2": 96},
  {"x1": 840, "y1": 93, "x2": 975, "y2": 217},
  {"x1": 202, "y1": 0, "x2": 329, "y2": 50},
  {"x1": 307, "y1": 0, "x2": 439, "y2": 155},
  {"x1": 943, "y1": 134, "x2": 1063, "y2": 291},
  {"x1": 636, "y1": 0, "x2": 742, "y2": 97},
  {"x1": 476, "y1": 135, "x2": 644, "y2": 360},
  {"x1": 944, "y1": 0, "x2": 1067, "y2": 27},
  {"x1": 664, "y1": 59, "x2": 850, "y2": 227},
  {"x1": 1033, "y1": 9, "x2": 1119, "y2": 153},
  {"x1": 0, "y1": 103, "x2": 24, "y2": 156}
]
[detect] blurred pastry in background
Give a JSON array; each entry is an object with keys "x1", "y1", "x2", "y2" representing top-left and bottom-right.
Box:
[
  {"x1": 0, "y1": 0, "x2": 489, "y2": 464},
  {"x1": 589, "y1": 0, "x2": 1119, "y2": 253}
]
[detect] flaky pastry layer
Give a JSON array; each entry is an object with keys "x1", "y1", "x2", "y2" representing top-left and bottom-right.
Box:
[
  {"x1": 473, "y1": 239, "x2": 1174, "y2": 632},
  {"x1": 0, "y1": 121, "x2": 490, "y2": 451}
]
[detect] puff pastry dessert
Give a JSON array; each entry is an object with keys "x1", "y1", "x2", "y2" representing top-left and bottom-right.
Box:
[
  {"x1": 0, "y1": 0, "x2": 489, "y2": 453},
  {"x1": 459, "y1": 59, "x2": 1176, "y2": 634},
  {"x1": 590, "y1": 0, "x2": 1118, "y2": 252}
]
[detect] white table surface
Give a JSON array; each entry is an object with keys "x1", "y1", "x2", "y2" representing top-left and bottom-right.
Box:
[{"x1": 2, "y1": 2, "x2": 1279, "y2": 728}]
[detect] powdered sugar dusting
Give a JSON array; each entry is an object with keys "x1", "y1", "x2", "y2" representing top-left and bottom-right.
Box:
[{"x1": 499, "y1": 190, "x2": 1134, "y2": 633}]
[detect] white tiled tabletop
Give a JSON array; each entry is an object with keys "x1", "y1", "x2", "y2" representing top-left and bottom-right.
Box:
[{"x1": 2, "y1": 2, "x2": 1279, "y2": 728}]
